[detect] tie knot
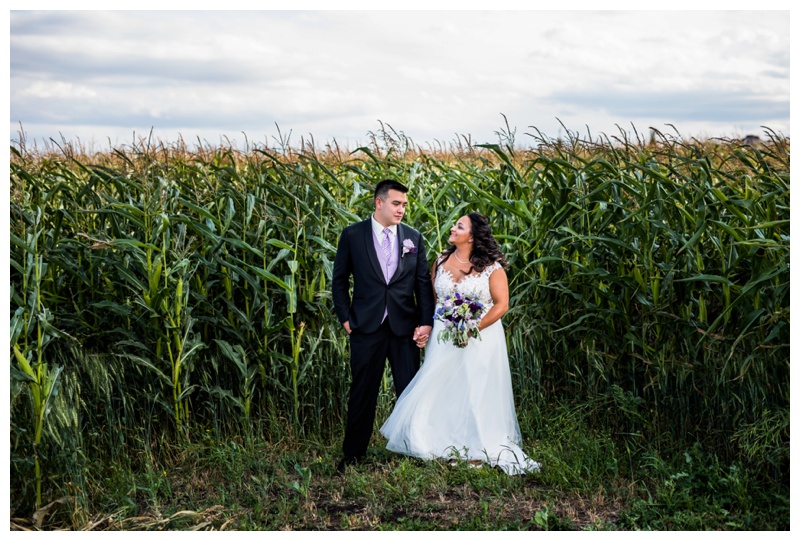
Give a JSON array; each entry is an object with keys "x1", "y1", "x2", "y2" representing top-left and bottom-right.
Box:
[{"x1": 383, "y1": 228, "x2": 391, "y2": 235}]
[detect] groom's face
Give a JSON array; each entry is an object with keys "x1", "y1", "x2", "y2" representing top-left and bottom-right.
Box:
[{"x1": 374, "y1": 189, "x2": 408, "y2": 227}]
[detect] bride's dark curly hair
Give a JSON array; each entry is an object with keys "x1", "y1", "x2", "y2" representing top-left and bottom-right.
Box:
[{"x1": 441, "y1": 212, "x2": 508, "y2": 275}]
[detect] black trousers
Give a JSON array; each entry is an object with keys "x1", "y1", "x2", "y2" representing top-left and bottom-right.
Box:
[{"x1": 342, "y1": 319, "x2": 420, "y2": 460}]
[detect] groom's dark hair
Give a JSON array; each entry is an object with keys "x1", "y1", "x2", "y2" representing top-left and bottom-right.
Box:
[{"x1": 374, "y1": 179, "x2": 408, "y2": 201}]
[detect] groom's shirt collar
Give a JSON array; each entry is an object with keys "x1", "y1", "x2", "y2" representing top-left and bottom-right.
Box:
[{"x1": 371, "y1": 215, "x2": 397, "y2": 237}]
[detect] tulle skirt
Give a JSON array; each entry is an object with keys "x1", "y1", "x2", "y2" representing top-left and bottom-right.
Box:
[{"x1": 380, "y1": 319, "x2": 540, "y2": 475}]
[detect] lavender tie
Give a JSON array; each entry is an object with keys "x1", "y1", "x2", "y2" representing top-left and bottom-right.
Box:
[
  {"x1": 382, "y1": 228, "x2": 392, "y2": 259},
  {"x1": 382, "y1": 228, "x2": 392, "y2": 321}
]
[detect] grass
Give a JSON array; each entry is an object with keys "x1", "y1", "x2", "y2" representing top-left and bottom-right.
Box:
[{"x1": 10, "y1": 400, "x2": 787, "y2": 531}]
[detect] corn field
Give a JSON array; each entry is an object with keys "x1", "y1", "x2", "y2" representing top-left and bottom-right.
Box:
[{"x1": 9, "y1": 125, "x2": 789, "y2": 515}]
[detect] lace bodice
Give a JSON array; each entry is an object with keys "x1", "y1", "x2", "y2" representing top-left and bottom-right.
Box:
[{"x1": 434, "y1": 259, "x2": 502, "y2": 310}]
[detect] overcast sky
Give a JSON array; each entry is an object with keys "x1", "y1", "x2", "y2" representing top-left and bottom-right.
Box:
[{"x1": 8, "y1": 4, "x2": 792, "y2": 151}]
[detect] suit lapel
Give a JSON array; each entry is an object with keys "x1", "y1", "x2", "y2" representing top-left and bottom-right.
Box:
[
  {"x1": 389, "y1": 225, "x2": 406, "y2": 284},
  {"x1": 363, "y1": 220, "x2": 384, "y2": 281}
]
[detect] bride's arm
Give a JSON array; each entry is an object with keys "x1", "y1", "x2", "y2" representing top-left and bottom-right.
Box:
[{"x1": 478, "y1": 267, "x2": 509, "y2": 331}]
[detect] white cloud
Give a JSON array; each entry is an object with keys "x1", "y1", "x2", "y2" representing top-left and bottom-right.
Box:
[
  {"x1": 23, "y1": 81, "x2": 96, "y2": 99},
  {"x1": 9, "y1": 9, "x2": 791, "y2": 149}
]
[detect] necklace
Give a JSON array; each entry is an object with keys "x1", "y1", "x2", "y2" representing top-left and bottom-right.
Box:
[{"x1": 454, "y1": 251, "x2": 470, "y2": 264}]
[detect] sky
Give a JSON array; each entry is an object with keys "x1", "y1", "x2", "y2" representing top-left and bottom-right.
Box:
[{"x1": 7, "y1": 3, "x2": 792, "y2": 151}]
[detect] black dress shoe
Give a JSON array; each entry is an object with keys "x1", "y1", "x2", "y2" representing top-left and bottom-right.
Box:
[{"x1": 336, "y1": 456, "x2": 358, "y2": 473}]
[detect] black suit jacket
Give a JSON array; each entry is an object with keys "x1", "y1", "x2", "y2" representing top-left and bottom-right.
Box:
[{"x1": 332, "y1": 219, "x2": 435, "y2": 336}]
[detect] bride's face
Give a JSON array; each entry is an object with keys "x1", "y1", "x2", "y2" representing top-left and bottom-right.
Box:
[{"x1": 448, "y1": 216, "x2": 473, "y2": 247}]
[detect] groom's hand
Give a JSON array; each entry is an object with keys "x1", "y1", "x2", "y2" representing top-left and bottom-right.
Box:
[
  {"x1": 413, "y1": 325, "x2": 432, "y2": 348},
  {"x1": 343, "y1": 321, "x2": 352, "y2": 334}
]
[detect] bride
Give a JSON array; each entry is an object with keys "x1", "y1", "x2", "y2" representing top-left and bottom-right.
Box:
[{"x1": 380, "y1": 213, "x2": 540, "y2": 475}]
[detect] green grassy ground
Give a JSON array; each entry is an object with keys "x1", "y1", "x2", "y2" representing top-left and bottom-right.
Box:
[{"x1": 11, "y1": 401, "x2": 787, "y2": 531}]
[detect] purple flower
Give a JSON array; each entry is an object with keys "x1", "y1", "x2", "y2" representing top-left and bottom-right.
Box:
[
  {"x1": 402, "y1": 239, "x2": 417, "y2": 256},
  {"x1": 434, "y1": 293, "x2": 485, "y2": 348}
]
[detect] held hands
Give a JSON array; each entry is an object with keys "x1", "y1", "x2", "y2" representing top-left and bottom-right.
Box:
[
  {"x1": 345, "y1": 320, "x2": 430, "y2": 347},
  {"x1": 413, "y1": 325, "x2": 432, "y2": 348}
]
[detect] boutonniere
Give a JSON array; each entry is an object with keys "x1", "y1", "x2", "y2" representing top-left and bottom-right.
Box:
[{"x1": 402, "y1": 239, "x2": 417, "y2": 257}]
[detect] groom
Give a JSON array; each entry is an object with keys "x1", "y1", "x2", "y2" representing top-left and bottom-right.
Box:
[{"x1": 332, "y1": 179, "x2": 435, "y2": 471}]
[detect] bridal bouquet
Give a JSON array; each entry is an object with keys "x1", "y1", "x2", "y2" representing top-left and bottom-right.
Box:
[{"x1": 435, "y1": 293, "x2": 485, "y2": 348}]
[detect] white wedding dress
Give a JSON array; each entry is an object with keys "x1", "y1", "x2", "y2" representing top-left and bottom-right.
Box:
[{"x1": 380, "y1": 260, "x2": 540, "y2": 475}]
